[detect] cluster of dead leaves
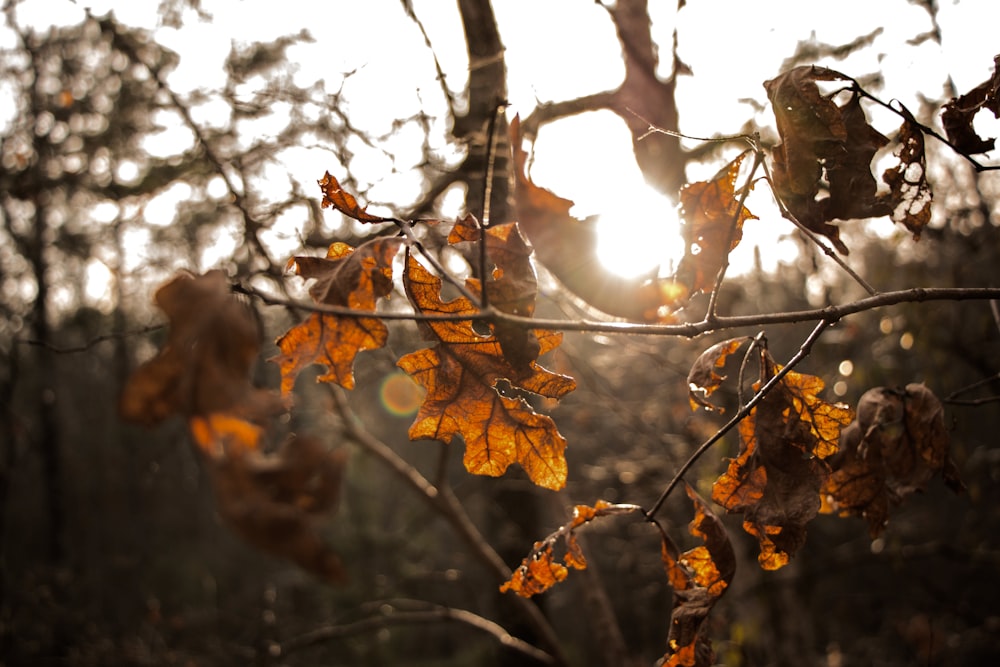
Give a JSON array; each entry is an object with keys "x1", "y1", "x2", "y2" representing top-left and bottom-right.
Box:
[
  {"x1": 688, "y1": 337, "x2": 962, "y2": 572},
  {"x1": 120, "y1": 271, "x2": 349, "y2": 582}
]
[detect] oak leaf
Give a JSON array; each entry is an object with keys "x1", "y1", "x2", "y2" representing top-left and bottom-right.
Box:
[
  {"x1": 397, "y1": 254, "x2": 576, "y2": 489},
  {"x1": 941, "y1": 54, "x2": 1000, "y2": 155},
  {"x1": 675, "y1": 152, "x2": 757, "y2": 299},
  {"x1": 271, "y1": 238, "x2": 401, "y2": 393},
  {"x1": 660, "y1": 484, "x2": 735, "y2": 667},
  {"x1": 687, "y1": 337, "x2": 752, "y2": 413},
  {"x1": 821, "y1": 384, "x2": 964, "y2": 536},
  {"x1": 765, "y1": 66, "x2": 891, "y2": 253},
  {"x1": 208, "y1": 434, "x2": 349, "y2": 583},
  {"x1": 712, "y1": 357, "x2": 853, "y2": 569},
  {"x1": 318, "y1": 171, "x2": 391, "y2": 223},
  {"x1": 882, "y1": 111, "x2": 933, "y2": 237},
  {"x1": 501, "y1": 500, "x2": 634, "y2": 597},
  {"x1": 119, "y1": 270, "x2": 284, "y2": 441}
]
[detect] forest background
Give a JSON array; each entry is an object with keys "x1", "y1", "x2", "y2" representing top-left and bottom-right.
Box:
[{"x1": 2, "y1": 0, "x2": 999, "y2": 665}]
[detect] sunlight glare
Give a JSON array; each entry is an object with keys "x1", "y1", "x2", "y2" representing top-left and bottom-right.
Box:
[{"x1": 595, "y1": 186, "x2": 682, "y2": 279}]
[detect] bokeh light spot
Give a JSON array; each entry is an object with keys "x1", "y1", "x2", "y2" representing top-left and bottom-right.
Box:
[{"x1": 379, "y1": 372, "x2": 423, "y2": 417}]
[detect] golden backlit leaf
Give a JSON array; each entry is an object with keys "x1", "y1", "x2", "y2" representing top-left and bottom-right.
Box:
[
  {"x1": 500, "y1": 500, "x2": 636, "y2": 597},
  {"x1": 712, "y1": 355, "x2": 852, "y2": 569},
  {"x1": 208, "y1": 434, "x2": 349, "y2": 583},
  {"x1": 687, "y1": 337, "x2": 751, "y2": 413},
  {"x1": 675, "y1": 152, "x2": 757, "y2": 298},
  {"x1": 660, "y1": 484, "x2": 735, "y2": 667},
  {"x1": 499, "y1": 544, "x2": 567, "y2": 597},
  {"x1": 271, "y1": 238, "x2": 401, "y2": 393},
  {"x1": 318, "y1": 171, "x2": 390, "y2": 223},
  {"x1": 397, "y1": 254, "x2": 575, "y2": 489},
  {"x1": 120, "y1": 270, "x2": 283, "y2": 428},
  {"x1": 821, "y1": 384, "x2": 963, "y2": 537}
]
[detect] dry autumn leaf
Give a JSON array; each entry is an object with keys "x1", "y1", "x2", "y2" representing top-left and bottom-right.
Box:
[
  {"x1": 271, "y1": 238, "x2": 401, "y2": 393},
  {"x1": 208, "y1": 434, "x2": 349, "y2": 583},
  {"x1": 883, "y1": 110, "x2": 933, "y2": 237},
  {"x1": 712, "y1": 355, "x2": 853, "y2": 569},
  {"x1": 941, "y1": 54, "x2": 1000, "y2": 156},
  {"x1": 660, "y1": 484, "x2": 735, "y2": 667},
  {"x1": 501, "y1": 500, "x2": 637, "y2": 597},
  {"x1": 119, "y1": 270, "x2": 284, "y2": 438},
  {"x1": 687, "y1": 337, "x2": 752, "y2": 413},
  {"x1": 397, "y1": 253, "x2": 576, "y2": 489},
  {"x1": 675, "y1": 151, "x2": 757, "y2": 299},
  {"x1": 318, "y1": 171, "x2": 391, "y2": 223},
  {"x1": 821, "y1": 384, "x2": 964, "y2": 537}
]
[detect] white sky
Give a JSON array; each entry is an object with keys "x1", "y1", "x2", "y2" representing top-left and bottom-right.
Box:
[{"x1": 12, "y1": 0, "x2": 1000, "y2": 283}]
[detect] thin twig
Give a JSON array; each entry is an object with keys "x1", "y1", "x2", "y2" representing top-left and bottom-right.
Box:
[{"x1": 15, "y1": 325, "x2": 164, "y2": 354}]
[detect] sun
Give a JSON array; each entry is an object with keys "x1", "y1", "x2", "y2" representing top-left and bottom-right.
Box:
[{"x1": 595, "y1": 185, "x2": 684, "y2": 279}]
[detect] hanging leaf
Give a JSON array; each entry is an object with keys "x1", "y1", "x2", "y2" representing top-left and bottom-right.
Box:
[
  {"x1": 119, "y1": 270, "x2": 284, "y2": 433},
  {"x1": 271, "y1": 238, "x2": 401, "y2": 393},
  {"x1": 712, "y1": 355, "x2": 853, "y2": 569},
  {"x1": 821, "y1": 384, "x2": 964, "y2": 537},
  {"x1": 501, "y1": 500, "x2": 638, "y2": 597},
  {"x1": 660, "y1": 484, "x2": 735, "y2": 667},
  {"x1": 317, "y1": 171, "x2": 391, "y2": 223},
  {"x1": 687, "y1": 337, "x2": 753, "y2": 413},
  {"x1": 397, "y1": 254, "x2": 576, "y2": 490},
  {"x1": 208, "y1": 434, "x2": 349, "y2": 583},
  {"x1": 941, "y1": 54, "x2": 1000, "y2": 156},
  {"x1": 675, "y1": 152, "x2": 757, "y2": 299},
  {"x1": 882, "y1": 111, "x2": 933, "y2": 237}
]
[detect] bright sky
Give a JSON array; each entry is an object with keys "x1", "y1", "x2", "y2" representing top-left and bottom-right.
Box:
[{"x1": 14, "y1": 0, "x2": 1000, "y2": 286}]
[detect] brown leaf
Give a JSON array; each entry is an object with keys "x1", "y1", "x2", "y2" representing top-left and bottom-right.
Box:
[
  {"x1": 882, "y1": 111, "x2": 933, "y2": 238},
  {"x1": 271, "y1": 238, "x2": 401, "y2": 393},
  {"x1": 765, "y1": 66, "x2": 893, "y2": 254},
  {"x1": 318, "y1": 171, "x2": 391, "y2": 223},
  {"x1": 509, "y1": 115, "x2": 668, "y2": 321},
  {"x1": 687, "y1": 337, "x2": 752, "y2": 413},
  {"x1": 675, "y1": 152, "x2": 757, "y2": 298},
  {"x1": 208, "y1": 434, "x2": 349, "y2": 583},
  {"x1": 500, "y1": 500, "x2": 630, "y2": 597},
  {"x1": 397, "y1": 254, "x2": 576, "y2": 489},
  {"x1": 712, "y1": 356, "x2": 853, "y2": 569},
  {"x1": 120, "y1": 270, "x2": 282, "y2": 428},
  {"x1": 660, "y1": 484, "x2": 735, "y2": 667},
  {"x1": 941, "y1": 54, "x2": 1000, "y2": 155},
  {"x1": 821, "y1": 384, "x2": 963, "y2": 537}
]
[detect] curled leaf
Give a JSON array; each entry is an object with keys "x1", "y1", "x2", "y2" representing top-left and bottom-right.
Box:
[
  {"x1": 318, "y1": 171, "x2": 390, "y2": 223},
  {"x1": 941, "y1": 54, "x2": 1000, "y2": 155},
  {"x1": 688, "y1": 337, "x2": 752, "y2": 412},
  {"x1": 821, "y1": 384, "x2": 964, "y2": 536},
  {"x1": 882, "y1": 111, "x2": 932, "y2": 238}
]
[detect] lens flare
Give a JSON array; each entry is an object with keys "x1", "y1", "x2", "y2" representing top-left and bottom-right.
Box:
[{"x1": 379, "y1": 372, "x2": 423, "y2": 417}]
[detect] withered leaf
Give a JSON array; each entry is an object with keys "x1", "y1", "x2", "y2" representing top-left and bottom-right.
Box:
[
  {"x1": 712, "y1": 357, "x2": 853, "y2": 569},
  {"x1": 688, "y1": 337, "x2": 752, "y2": 413},
  {"x1": 271, "y1": 238, "x2": 401, "y2": 393},
  {"x1": 821, "y1": 384, "x2": 963, "y2": 537},
  {"x1": 397, "y1": 254, "x2": 576, "y2": 490},
  {"x1": 318, "y1": 171, "x2": 391, "y2": 223},
  {"x1": 660, "y1": 484, "x2": 735, "y2": 667},
  {"x1": 120, "y1": 270, "x2": 283, "y2": 428},
  {"x1": 675, "y1": 152, "x2": 757, "y2": 299},
  {"x1": 882, "y1": 111, "x2": 933, "y2": 238},
  {"x1": 208, "y1": 434, "x2": 349, "y2": 583},
  {"x1": 448, "y1": 216, "x2": 541, "y2": 374},
  {"x1": 501, "y1": 500, "x2": 633, "y2": 597},
  {"x1": 509, "y1": 115, "x2": 668, "y2": 321},
  {"x1": 765, "y1": 66, "x2": 892, "y2": 254},
  {"x1": 941, "y1": 54, "x2": 1000, "y2": 155}
]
